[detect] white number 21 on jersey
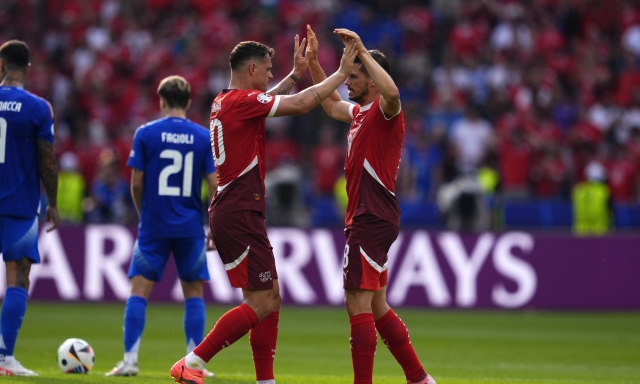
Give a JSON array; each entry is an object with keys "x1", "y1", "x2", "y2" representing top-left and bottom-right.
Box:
[{"x1": 158, "y1": 149, "x2": 193, "y2": 197}]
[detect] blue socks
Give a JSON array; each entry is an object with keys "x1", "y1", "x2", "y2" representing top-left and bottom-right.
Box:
[
  {"x1": 123, "y1": 296, "x2": 147, "y2": 361},
  {"x1": 0, "y1": 287, "x2": 28, "y2": 356},
  {"x1": 122, "y1": 296, "x2": 204, "y2": 360},
  {"x1": 184, "y1": 297, "x2": 205, "y2": 353}
]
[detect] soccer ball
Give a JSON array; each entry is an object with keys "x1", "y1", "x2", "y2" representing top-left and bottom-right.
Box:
[{"x1": 57, "y1": 338, "x2": 95, "y2": 373}]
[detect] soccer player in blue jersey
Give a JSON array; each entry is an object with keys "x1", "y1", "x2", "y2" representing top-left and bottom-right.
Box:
[
  {"x1": 0, "y1": 40, "x2": 60, "y2": 376},
  {"x1": 106, "y1": 76, "x2": 217, "y2": 377}
]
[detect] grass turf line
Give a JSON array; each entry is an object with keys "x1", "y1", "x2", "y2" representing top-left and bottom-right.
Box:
[{"x1": 1, "y1": 303, "x2": 638, "y2": 383}]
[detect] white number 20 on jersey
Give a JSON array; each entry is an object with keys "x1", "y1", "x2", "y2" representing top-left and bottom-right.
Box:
[
  {"x1": 210, "y1": 119, "x2": 225, "y2": 166},
  {"x1": 158, "y1": 149, "x2": 193, "y2": 197}
]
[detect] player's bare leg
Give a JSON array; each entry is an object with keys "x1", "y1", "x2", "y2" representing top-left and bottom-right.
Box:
[
  {"x1": 345, "y1": 289, "x2": 376, "y2": 384},
  {"x1": 372, "y1": 287, "x2": 435, "y2": 384},
  {"x1": 0, "y1": 258, "x2": 37, "y2": 376}
]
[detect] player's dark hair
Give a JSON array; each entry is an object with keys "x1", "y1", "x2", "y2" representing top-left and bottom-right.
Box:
[
  {"x1": 229, "y1": 41, "x2": 275, "y2": 71},
  {"x1": 0, "y1": 40, "x2": 30, "y2": 72},
  {"x1": 354, "y1": 49, "x2": 391, "y2": 77},
  {"x1": 157, "y1": 75, "x2": 191, "y2": 109}
]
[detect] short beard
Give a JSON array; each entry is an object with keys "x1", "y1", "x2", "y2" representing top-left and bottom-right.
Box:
[{"x1": 348, "y1": 84, "x2": 369, "y2": 104}]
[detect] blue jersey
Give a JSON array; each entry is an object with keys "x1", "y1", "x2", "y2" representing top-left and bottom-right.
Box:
[
  {"x1": 128, "y1": 117, "x2": 215, "y2": 239},
  {"x1": 0, "y1": 86, "x2": 54, "y2": 218}
]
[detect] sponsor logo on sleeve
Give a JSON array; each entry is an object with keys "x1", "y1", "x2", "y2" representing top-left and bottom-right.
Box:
[{"x1": 257, "y1": 93, "x2": 273, "y2": 104}]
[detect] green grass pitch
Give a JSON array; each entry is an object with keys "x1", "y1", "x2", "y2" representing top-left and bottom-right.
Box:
[{"x1": 1, "y1": 303, "x2": 638, "y2": 383}]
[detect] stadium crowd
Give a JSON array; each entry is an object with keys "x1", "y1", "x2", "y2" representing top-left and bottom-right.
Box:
[{"x1": 2, "y1": 0, "x2": 640, "y2": 225}]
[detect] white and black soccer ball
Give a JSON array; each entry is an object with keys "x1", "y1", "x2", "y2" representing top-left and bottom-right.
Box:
[{"x1": 57, "y1": 338, "x2": 95, "y2": 373}]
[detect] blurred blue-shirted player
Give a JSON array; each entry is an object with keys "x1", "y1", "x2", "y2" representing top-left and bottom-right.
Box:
[
  {"x1": 0, "y1": 40, "x2": 61, "y2": 376},
  {"x1": 106, "y1": 76, "x2": 217, "y2": 377}
]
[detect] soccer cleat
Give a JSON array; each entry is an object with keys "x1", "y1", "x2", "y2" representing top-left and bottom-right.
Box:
[
  {"x1": 0, "y1": 357, "x2": 38, "y2": 376},
  {"x1": 203, "y1": 368, "x2": 215, "y2": 378},
  {"x1": 170, "y1": 357, "x2": 204, "y2": 384},
  {"x1": 105, "y1": 360, "x2": 139, "y2": 376},
  {"x1": 408, "y1": 372, "x2": 436, "y2": 384}
]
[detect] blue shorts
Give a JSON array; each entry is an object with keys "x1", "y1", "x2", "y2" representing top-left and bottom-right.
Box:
[
  {"x1": 128, "y1": 235, "x2": 210, "y2": 282},
  {"x1": 0, "y1": 215, "x2": 40, "y2": 263}
]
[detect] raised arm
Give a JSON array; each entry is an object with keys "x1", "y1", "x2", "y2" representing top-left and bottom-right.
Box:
[
  {"x1": 267, "y1": 34, "x2": 308, "y2": 96},
  {"x1": 307, "y1": 25, "x2": 353, "y2": 123},
  {"x1": 36, "y1": 139, "x2": 60, "y2": 232},
  {"x1": 272, "y1": 40, "x2": 358, "y2": 117},
  {"x1": 334, "y1": 28, "x2": 401, "y2": 117}
]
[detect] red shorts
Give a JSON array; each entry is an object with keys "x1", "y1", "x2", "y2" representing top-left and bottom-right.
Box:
[
  {"x1": 210, "y1": 210, "x2": 277, "y2": 290},
  {"x1": 343, "y1": 215, "x2": 399, "y2": 291}
]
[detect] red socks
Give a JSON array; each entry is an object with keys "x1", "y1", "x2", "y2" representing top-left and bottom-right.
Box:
[
  {"x1": 192, "y1": 306, "x2": 280, "y2": 381},
  {"x1": 375, "y1": 309, "x2": 425, "y2": 383},
  {"x1": 250, "y1": 311, "x2": 279, "y2": 381},
  {"x1": 193, "y1": 303, "x2": 259, "y2": 362},
  {"x1": 350, "y1": 313, "x2": 377, "y2": 384}
]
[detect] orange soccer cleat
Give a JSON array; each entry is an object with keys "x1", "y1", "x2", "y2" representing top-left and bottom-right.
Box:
[
  {"x1": 408, "y1": 372, "x2": 437, "y2": 384},
  {"x1": 170, "y1": 357, "x2": 204, "y2": 384}
]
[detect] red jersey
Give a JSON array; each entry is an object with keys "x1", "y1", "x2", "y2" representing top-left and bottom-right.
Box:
[
  {"x1": 208, "y1": 89, "x2": 281, "y2": 217},
  {"x1": 344, "y1": 98, "x2": 404, "y2": 227}
]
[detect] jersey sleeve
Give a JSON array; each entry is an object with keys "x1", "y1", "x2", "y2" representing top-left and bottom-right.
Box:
[
  {"x1": 36, "y1": 99, "x2": 54, "y2": 143},
  {"x1": 127, "y1": 127, "x2": 146, "y2": 171},
  {"x1": 378, "y1": 98, "x2": 402, "y2": 121},
  {"x1": 348, "y1": 104, "x2": 356, "y2": 119},
  {"x1": 236, "y1": 91, "x2": 282, "y2": 119}
]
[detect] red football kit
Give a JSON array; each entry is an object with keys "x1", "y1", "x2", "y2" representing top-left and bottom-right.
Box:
[
  {"x1": 192, "y1": 89, "x2": 283, "y2": 382},
  {"x1": 341, "y1": 98, "x2": 428, "y2": 384},
  {"x1": 208, "y1": 89, "x2": 282, "y2": 290},
  {"x1": 342, "y1": 98, "x2": 404, "y2": 291}
]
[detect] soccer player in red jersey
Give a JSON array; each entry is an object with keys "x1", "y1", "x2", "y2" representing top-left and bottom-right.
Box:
[
  {"x1": 170, "y1": 36, "x2": 358, "y2": 384},
  {"x1": 306, "y1": 26, "x2": 436, "y2": 384}
]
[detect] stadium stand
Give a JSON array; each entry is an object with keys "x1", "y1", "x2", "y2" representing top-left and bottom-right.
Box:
[{"x1": 2, "y1": 0, "x2": 640, "y2": 230}]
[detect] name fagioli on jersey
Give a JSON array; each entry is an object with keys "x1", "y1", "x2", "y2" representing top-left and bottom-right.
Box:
[
  {"x1": 0, "y1": 101, "x2": 22, "y2": 112},
  {"x1": 161, "y1": 132, "x2": 194, "y2": 144}
]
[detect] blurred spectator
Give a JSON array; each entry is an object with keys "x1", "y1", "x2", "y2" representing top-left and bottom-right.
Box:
[
  {"x1": 588, "y1": 90, "x2": 622, "y2": 133},
  {"x1": 606, "y1": 145, "x2": 639, "y2": 202},
  {"x1": 490, "y1": 4, "x2": 533, "y2": 54},
  {"x1": 530, "y1": 146, "x2": 570, "y2": 198},
  {"x1": 572, "y1": 161, "x2": 612, "y2": 235},
  {"x1": 425, "y1": 93, "x2": 464, "y2": 133},
  {"x1": 449, "y1": 103, "x2": 494, "y2": 174},
  {"x1": 499, "y1": 128, "x2": 532, "y2": 198},
  {"x1": 402, "y1": 128, "x2": 444, "y2": 201},
  {"x1": 437, "y1": 176, "x2": 490, "y2": 231},
  {"x1": 265, "y1": 119, "x2": 300, "y2": 172},
  {"x1": 618, "y1": 90, "x2": 640, "y2": 144},
  {"x1": 311, "y1": 125, "x2": 344, "y2": 196},
  {"x1": 84, "y1": 148, "x2": 134, "y2": 223},
  {"x1": 264, "y1": 120, "x2": 306, "y2": 227},
  {"x1": 56, "y1": 152, "x2": 86, "y2": 223}
]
